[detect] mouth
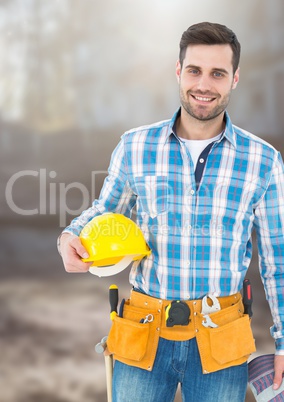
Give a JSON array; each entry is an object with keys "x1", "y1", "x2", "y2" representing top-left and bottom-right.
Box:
[{"x1": 191, "y1": 94, "x2": 216, "y2": 103}]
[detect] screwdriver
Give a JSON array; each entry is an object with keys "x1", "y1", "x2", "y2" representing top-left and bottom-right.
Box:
[
  {"x1": 243, "y1": 278, "x2": 253, "y2": 318},
  {"x1": 109, "y1": 284, "x2": 119, "y2": 320}
]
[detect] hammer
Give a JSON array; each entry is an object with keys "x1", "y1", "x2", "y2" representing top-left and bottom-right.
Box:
[
  {"x1": 95, "y1": 335, "x2": 113, "y2": 402},
  {"x1": 95, "y1": 285, "x2": 118, "y2": 402}
]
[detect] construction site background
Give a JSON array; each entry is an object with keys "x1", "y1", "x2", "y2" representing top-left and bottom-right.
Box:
[{"x1": 0, "y1": 1, "x2": 283, "y2": 401}]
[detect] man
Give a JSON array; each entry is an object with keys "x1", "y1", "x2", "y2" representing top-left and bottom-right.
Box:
[{"x1": 58, "y1": 22, "x2": 284, "y2": 401}]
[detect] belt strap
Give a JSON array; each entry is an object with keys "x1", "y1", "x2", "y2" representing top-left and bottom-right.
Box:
[{"x1": 129, "y1": 290, "x2": 243, "y2": 341}]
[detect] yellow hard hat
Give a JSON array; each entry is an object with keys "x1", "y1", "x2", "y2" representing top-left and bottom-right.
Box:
[{"x1": 79, "y1": 213, "x2": 151, "y2": 277}]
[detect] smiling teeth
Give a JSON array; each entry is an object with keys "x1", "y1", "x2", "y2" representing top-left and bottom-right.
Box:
[{"x1": 195, "y1": 96, "x2": 213, "y2": 102}]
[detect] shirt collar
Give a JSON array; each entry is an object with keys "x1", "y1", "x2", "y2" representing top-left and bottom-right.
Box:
[
  {"x1": 164, "y1": 108, "x2": 236, "y2": 148},
  {"x1": 222, "y1": 111, "x2": 236, "y2": 148}
]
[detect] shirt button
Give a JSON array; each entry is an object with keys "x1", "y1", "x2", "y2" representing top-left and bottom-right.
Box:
[
  {"x1": 187, "y1": 261, "x2": 191, "y2": 267},
  {"x1": 190, "y1": 189, "x2": 195, "y2": 195},
  {"x1": 199, "y1": 158, "x2": 204, "y2": 163}
]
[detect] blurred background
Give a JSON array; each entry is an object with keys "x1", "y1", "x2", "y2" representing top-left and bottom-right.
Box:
[{"x1": 0, "y1": 0, "x2": 283, "y2": 401}]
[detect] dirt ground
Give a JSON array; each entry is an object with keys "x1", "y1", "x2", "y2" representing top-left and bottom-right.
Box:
[{"x1": 0, "y1": 225, "x2": 275, "y2": 402}]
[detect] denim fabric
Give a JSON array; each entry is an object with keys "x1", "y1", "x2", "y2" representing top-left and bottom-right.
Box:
[{"x1": 113, "y1": 337, "x2": 248, "y2": 402}]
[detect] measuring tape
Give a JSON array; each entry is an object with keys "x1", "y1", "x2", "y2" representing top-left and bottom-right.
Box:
[{"x1": 165, "y1": 301, "x2": 191, "y2": 327}]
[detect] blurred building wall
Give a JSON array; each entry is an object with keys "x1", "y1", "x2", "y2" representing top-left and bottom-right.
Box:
[
  {"x1": 0, "y1": 0, "x2": 283, "y2": 230},
  {"x1": 0, "y1": 0, "x2": 283, "y2": 134},
  {"x1": 0, "y1": 2, "x2": 283, "y2": 401}
]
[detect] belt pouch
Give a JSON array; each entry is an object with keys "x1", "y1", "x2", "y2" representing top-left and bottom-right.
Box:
[
  {"x1": 107, "y1": 300, "x2": 161, "y2": 371},
  {"x1": 195, "y1": 298, "x2": 256, "y2": 374}
]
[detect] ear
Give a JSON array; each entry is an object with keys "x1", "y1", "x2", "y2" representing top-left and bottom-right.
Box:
[
  {"x1": 176, "y1": 60, "x2": 181, "y2": 83},
  {"x1": 232, "y1": 67, "x2": 240, "y2": 89}
]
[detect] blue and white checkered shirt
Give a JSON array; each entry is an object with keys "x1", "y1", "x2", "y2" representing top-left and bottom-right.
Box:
[{"x1": 64, "y1": 109, "x2": 284, "y2": 351}]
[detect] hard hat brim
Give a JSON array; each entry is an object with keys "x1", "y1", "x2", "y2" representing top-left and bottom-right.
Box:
[{"x1": 88, "y1": 255, "x2": 137, "y2": 277}]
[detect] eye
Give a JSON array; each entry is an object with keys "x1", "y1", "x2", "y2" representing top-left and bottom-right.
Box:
[
  {"x1": 188, "y1": 69, "x2": 199, "y2": 75},
  {"x1": 213, "y1": 71, "x2": 224, "y2": 78}
]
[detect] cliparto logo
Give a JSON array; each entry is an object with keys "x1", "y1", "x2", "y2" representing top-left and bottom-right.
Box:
[{"x1": 5, "y1": 169, "x2": 107, "y2": 226}]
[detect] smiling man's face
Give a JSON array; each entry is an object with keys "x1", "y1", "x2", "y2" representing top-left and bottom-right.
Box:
[{"x1": 176, "y1": 44, "x2": 239, "y2": 122}]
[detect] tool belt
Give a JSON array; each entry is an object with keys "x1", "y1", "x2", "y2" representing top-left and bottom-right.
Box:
[{"x1": 107, "y1": 290, "x2": 256, "y2": 373}]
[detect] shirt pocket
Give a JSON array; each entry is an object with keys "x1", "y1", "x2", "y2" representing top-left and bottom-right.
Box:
[{"x1": 134, "y1": 176, "x2": 168, "y2": 218}]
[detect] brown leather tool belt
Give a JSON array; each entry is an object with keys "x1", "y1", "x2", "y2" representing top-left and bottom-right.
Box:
[{"x1": 107, "y1": 290, "x2": 256, "y2": 373}]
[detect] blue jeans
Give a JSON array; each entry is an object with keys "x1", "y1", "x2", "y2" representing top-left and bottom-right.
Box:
[{"x1": 113, "y1": 337, "x2": 248, "y2": 402}]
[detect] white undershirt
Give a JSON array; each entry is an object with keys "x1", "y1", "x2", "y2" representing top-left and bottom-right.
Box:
[{"x1": 181, "y1": 132, "x2": 222, "y2": 170}]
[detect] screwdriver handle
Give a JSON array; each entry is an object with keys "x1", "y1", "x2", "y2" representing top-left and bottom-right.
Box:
[
  {"x1": 243, "y1": 279, "x2": 253, "y2": 318},
  {"x1": 109, "y1": 284, "x2": 118, "y2": 320}
]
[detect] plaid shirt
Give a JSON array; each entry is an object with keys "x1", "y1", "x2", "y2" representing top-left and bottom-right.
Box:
[{"x1": 65, "y1": 109, "x2": 284, "y2": 351}]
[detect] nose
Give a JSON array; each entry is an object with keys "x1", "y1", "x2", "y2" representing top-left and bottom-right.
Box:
[{"x1": 195, "y1": 74, "x2": 212, "y2": 93}]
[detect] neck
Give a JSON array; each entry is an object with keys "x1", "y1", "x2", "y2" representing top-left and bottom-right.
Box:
[{"x1": 176, "y1": 108, "x2": 225, "y2": 140}]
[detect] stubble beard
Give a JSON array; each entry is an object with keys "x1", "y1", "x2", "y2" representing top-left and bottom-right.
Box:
[{"x1": 179, "y1": 87, "x2": 231, "y2": 122}]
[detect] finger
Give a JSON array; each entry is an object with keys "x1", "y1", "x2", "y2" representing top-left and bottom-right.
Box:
[
  {"x1": 273, "y1": 374, "x2": 282, "y2": 390},
  {"x1": 273, "y1": 366, "x2": 283, "y2": 390},
  {"x1": 60, "y1": 234, "x2": 93, "y2": 273},
  {"x1": 273, "y1": 370, "x2": 283, "y2": 390},
  {"x1": 69, "y1": 236, "x2": 90, "y2": 259},
  {"x1": 64, "y1": 243, "x2": 93, "y2": 273}
]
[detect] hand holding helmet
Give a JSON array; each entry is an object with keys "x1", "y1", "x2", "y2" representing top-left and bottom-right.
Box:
[
  {"x1": 79, "y1": 213, "x2": 151, "y2": 277},
  {"x1": 59, "y1": 233, "x2": 93, "y2": 273}
]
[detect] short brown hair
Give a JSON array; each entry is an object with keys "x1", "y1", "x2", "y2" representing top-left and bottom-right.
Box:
[{"x1": 179, "y1": 22, "x2": 241, "y2": 73}]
